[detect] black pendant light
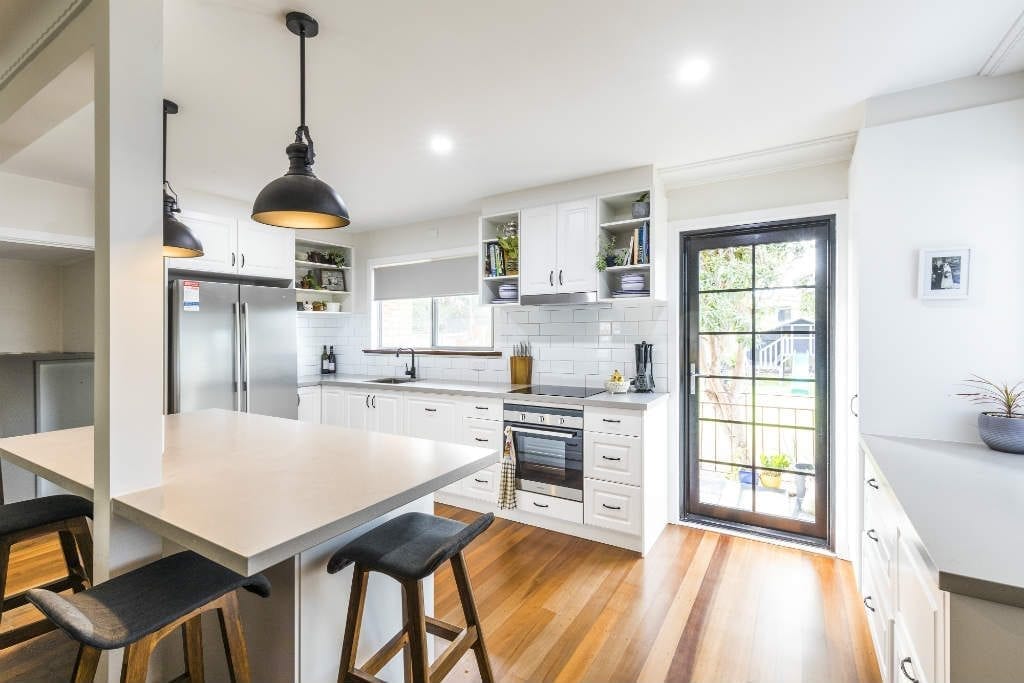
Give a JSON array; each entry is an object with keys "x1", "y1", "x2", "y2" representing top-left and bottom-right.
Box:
[
  {"x1": 162, "y1": 99, "x2": 204, "y2": 258},
  {"x1": 251, "y1": 11, "x2": 349, "y2": 229}
]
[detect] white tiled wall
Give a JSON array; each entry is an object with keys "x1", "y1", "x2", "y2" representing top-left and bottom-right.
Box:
[{"x1": 299, "y1": 301, "x2": 669, "y2": 390}]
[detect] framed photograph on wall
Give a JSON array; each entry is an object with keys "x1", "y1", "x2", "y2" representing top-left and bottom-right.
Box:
[{"x1": 918, "y1": 247, "x2": 971, "y2": 299}]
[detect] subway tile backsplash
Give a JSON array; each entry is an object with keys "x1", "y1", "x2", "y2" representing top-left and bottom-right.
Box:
[{"x1": 297, "y1": 300, "x2": 669, "y2": 390}]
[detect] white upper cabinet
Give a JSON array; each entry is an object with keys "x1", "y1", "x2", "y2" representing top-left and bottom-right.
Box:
[
  {"x1": 519, "y1": 204, "x2": 559, "y2": 296},
  {"x1": 556, "y1": 198, "x2": 597, "y2": 293},
  {"x1": 167, "y1": 213, "x2": 293, "y2": 282},
  {"x1": 237, "y1": 219, "x2": 295, "y2": 280},
  {"x1": 167, "y1": 212, "x2": 237, "y2": 274}
]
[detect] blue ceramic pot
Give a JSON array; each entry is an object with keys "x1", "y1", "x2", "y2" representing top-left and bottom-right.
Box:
[{"x1": 978, "y1": 413, "x2": 1024, "y2": 454}]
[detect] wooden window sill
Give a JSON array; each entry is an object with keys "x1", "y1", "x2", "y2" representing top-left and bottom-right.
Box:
[{"x1": 362, "y1": 348, "x2": 502, "y2": 358}]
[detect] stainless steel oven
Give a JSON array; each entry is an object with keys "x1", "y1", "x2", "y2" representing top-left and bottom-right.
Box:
[{"x1": 504, "y1": 403, "x2": 584, "y2": 502}]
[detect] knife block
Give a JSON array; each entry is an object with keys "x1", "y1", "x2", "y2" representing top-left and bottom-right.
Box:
[{"x1": 509, "y1": 357, "x2": 532, "y2": 385}]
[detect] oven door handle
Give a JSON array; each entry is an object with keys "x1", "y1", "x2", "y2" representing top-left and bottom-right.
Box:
[{"x1": 509, "y1": 426, "x2": 579, "y2": 439}]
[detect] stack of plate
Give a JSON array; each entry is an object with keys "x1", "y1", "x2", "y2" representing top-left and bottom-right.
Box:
[
  {"x1": 494, "y1": 283, "x2": 519, "y2": 303},
  {"x1": 614, "y1": 272, "x2": 649, "y2": 298}
]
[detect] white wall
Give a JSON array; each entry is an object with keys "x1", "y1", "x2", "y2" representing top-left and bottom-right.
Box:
[
  {"x1": 60, "y1": 257, "x2": 93, "y2": 351},
  {"x1": 0, "y1": 257, "x2": 62, "y2": 352},
  {"x1": 852, "y1": 97, "x2": 1024, "y2": 443},
  {"x1": 0, "y1": 171, "x2": 93, "y2": 238}
]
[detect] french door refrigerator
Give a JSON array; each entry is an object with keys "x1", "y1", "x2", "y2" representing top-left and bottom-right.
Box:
[{"x1": 169, "y1": 280, "x2": 297, "y2": 419}]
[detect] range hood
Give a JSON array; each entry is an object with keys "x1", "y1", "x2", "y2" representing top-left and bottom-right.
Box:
[{"x1": 519, "y1": 291, "x2": 598, "y2": 306}]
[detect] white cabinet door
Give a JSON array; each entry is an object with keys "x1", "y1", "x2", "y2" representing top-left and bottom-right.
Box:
[
  {"x1": 405, "y1": 395, "x2": 457, "y2": 441},
  {"x1": 167, "y1": 213, "x2": 237, "y2": 274},
  {"x1": 321, "y1": 387, "x2": 348, "y2": 426},
  {"x1": 463, "y1": 417, "x2": 503, "y2": 451},
  {"x1": 342, "y1": 390, "x2": 372, "y2": 430},
  {"x1": 519, "y1": 204, "x2": 558, "y2": 296},
  {"x1": 556, "y1": 198, "x2": 597, "y2": 293},
  {"x1": 584, "y1": 432, "x2": 642, "y2": 486},
  {"x1": 371, "y1": 391, "x2": 404, "y2": 435},
  {"x1": 298, "y1": 386, "x2": 322, "y2": 423},
  {"x1": 584, "y1": 478, "x2": 642, "y2": 536},
  {"x1": 237, "y1": 219, "x2": 295, "y2": 281}
]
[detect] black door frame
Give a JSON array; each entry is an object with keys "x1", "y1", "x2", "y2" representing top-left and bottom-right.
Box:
[{"x1": 679, "y1": 215, "x2": 836, "y2": 548}]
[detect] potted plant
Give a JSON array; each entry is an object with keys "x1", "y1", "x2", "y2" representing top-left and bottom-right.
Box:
[
  {"x1": 758, "y1": 453, "x2": 791, "y2": 488},
  {"x1": 327, "y1": 250, "x2": 347, "y2": 268},
  {"x1": 956, "y1": 375, "x2": 1024, "y2": 454},
  {"x1": 595, "y1": 235, "x2": 618, "y2": 271},
  {"x1": 632, "y1": 191, "x2": 650, "y2": 219},
  {"x1": 498, "y1": 232, "x2": 519, "y2": 275}
]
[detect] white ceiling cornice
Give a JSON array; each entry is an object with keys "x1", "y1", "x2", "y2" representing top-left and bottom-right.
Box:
[
  {"x1": 979, "y1": 9, "x2": 1024, "y2": 76},
  {"x1": 0, "y1": 0, "x2": 91, "y2": 91},
  {"x1": 657, "y1": 132, "x2": 857, "y2": 190}
]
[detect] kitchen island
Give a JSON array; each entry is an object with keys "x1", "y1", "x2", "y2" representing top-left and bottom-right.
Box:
[{"x1": 0, "y1": 409, "x2": 497, "y2": 682}]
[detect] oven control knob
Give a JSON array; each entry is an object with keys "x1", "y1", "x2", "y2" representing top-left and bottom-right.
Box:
[
  {"x1": 560, "y1": 417, "x2": 565, "y2": 425},
  {"x1": 538, "y1": 415, "x2": 546, "y2": 424},
  {"x1": 520, "y1": 413, "x2": 526, "y2": 422}
]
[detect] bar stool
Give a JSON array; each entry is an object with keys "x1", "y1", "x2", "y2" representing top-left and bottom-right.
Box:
[
  {"x1": 26, "y1": 550, "x2": 270, "y2": 682},
  {"x1": 328, "y1": 512, "x2": 495, "y2": 683},
  {"x1": 0, "y1": 494, "x2": 93, "y2": 649}
]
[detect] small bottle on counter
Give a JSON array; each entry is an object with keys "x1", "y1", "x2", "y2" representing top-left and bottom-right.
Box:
[
  {"x1": 321, "y1": 345, "x2": 330, "y2": 375},
  {"x1": 328, "y1": 345, "x2": 337, "y2": 374}
]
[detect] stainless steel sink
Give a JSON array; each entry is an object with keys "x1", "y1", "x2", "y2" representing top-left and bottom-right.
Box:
[{"x1": 368, "y1": 377, "x2": 416, "y2": 384}]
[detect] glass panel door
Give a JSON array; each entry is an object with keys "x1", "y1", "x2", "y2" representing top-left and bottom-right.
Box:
[{"x1": 683, "y1": 217, "x2": 832, "y2": 543}]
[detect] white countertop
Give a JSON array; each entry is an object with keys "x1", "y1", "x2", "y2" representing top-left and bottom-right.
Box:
[
  {"x1": 301, "y1": 374, "x2": 669, "y2": 410},
  {"x1": 0, "y1": 410, "x2": 497, "y2": 575},
  {"x1": 862, "y1": 434, "x2": 1024, "y2": 601}
]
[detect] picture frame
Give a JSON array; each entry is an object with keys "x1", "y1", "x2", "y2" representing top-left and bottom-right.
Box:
[
  {"x1": 918, "y1": 247, "x2": 970, "y2": 300},
  {"x1": 319, "y1": 269, "x2": 347, "y2": 292}
]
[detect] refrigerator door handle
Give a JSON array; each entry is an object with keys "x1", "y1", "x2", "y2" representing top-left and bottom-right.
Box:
[
  {"x1": 232, "y1": 302, "x2": 242, "y2": 411},
  {"x1": 241, "y1": 302, "x2": 252, "y2": 412}
]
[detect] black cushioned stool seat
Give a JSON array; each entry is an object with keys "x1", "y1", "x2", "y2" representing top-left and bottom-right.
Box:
[
  {"x1": 0, "y1": 494, "x2": 94, "y2": 650},
  {"x1": 27, "y1": 550, "x2": 271, "y2": 682},
  {"x1": 330, "y1": 512, "x2": 496, "y2": 683}
]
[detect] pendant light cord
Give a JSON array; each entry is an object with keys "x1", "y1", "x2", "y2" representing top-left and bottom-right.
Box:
[{"x1": 294, "y1": 26, "x2": 315, "y2": 166}]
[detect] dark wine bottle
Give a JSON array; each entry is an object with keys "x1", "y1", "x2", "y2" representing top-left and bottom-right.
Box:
[
  {"x1": 321, "y1": 345, "x2": 329, "y2": 375},
  {"x1": 328, "y1": 345, "x2": 337, "y2": 374}
]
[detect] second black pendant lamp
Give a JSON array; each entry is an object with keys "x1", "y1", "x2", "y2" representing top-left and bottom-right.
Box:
[{"x1": 252, "y1": 11, "x2": 349, "y2": 229}]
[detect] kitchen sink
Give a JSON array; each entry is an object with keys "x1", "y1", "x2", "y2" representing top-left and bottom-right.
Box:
[{"x1": 368, "y1": 377, "x2": 417, "y2": 384}]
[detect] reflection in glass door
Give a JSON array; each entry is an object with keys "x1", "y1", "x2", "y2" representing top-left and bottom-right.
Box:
[{"x1": 682, "y1": 217, "x2": 832, "y2": 543}]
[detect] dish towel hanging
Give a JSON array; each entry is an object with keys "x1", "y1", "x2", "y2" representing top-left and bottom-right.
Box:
[{"x1": 498, "y1": 426, "x2": 517, "y2": 510}]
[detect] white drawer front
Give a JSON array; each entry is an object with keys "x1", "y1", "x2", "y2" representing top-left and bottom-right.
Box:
[
  {"x1": 584, "y1": 407, "x2": 642, "y2": 437},
  {"x1": 584, "y1": 479, "x2": 642, "y2": 536},
  {"x1": 896, "y1": 536, "x2": 939, "y2": 683},
  {"x1": 584, "y1": 432, "x2": 641, "y2": 486},
  {"x1": 517, "y1": 490, "x2": 583, "y2": 524},
  {"x1": 862, "y1": 567, "x2": 892, "y2": 683},
  {"x1": 464, "y1": 417, "x2": 504, "y2": 451},
  {"x1": 405, "y1": 395, "x2": 457, "y2": 441},
  {"x1": 459, "y1": 397, "x2": 503, "y2": 422},
  {"x1": 461, "y1": 467, "x2": 498, "y2": 501},
  {"x1": 894, "y1": 619, "x2": 930, "y2": 683}
]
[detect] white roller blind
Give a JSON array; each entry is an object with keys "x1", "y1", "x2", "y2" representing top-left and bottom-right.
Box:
[{"x1": 373, "y1": 256, "x2": 478, "y2": 301}]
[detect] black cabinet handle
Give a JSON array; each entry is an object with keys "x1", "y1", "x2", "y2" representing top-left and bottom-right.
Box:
[
  {"x1": 863, "y1": 596, "x2": 875, "y2": 612},
  {"x1": 899, "y1": 657, "x2": 919, "y2": 683},
  {"x1": 601, "y1": 503, "x2": 622, "y2": 510},
  {"x1": 602, "y1": 418, "x2": 621, "y2": 423},
  {"x1": 601, "y1": 455, "x2": 622, "y2": 461},
  {"x1": 475, "y1": 406, "x2": 488, "y2": 411},
  {"x1": 558, "y1": 269, "x2": 563, "y2": 285},
  {"x1": 549, "y1": 270, "x2": 554, "y2": 286},
  {"x1": 533, "y1": 502, "x2": 549, "y2": 508},
  {"x1": 365, "y1": 394, "x2": 370, "y2": 408},
  {"x1": 424, "y1": 408, "x2": 437, "y2": 412},
  {"x1": 371, "y1": 395, "x2": 376, "y2": 409},
  {"x1": 850, "y1": 393, "x2": 859, "y2": 417},
  {"x1": 231, "y1": 252, "x2": 236, "y2": 267},
  {"x1": 866, "y1": 529, "x2": 879, "y2": 542},
  {"x1": 241, "y1": 253, "x2": 245, "y2": 268},
  {"x1": 474, "y1": 478, "x2": 488, "y2": 484},
  {"x1": 866, "y1": 478, "x2": 879, "y2": 490},
  {"x1": 474, "y1": 437, "x2": 489, "y2": 443}
]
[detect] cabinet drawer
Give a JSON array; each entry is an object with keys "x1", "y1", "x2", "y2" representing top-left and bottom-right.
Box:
[
  {"x1": 459, "y1": 398, "x2": 503, "y2": 422},
  {"x1": 894, "y1": 619, "x2": 930, "y2": 683},
  {"x1": 862, "y1": 567, "x2": 892, "y2": 683},
  {"x1": 517, "y1": 490, "x2": 583, "y2": 524},
  {"x1": 464, "y1": 417, "x2": 504, "y2": 451},
  {"x1": 584, "y1": 479, "x2": 642, "y2": 536},
  {"x1": 584, "y1": 407, "x2": 642, "y2": 437},
  {"x1": 405, "y1": 395, "x2": 457, "y2": 441},
  {"x1": 864, "y1": 454, "x2": 897, "y2": 576},
  {"x1": 461, "y1": 467, "x2": 498, "y2": 501},
  {"x1": 896, "y1": 536, "x2": 939, "y2": 683},
  {"x1": 584, "y1": 432, "x2": 641, "y2": 486}
]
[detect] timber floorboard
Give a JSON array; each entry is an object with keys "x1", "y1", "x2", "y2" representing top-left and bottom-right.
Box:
[{"x1": 0, "y1": 506, "x2": 880, "y2": 683}]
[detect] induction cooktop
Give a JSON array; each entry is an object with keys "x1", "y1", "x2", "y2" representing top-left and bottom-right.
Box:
[{"x1": 509, "y1": 385, "x2": 606, "y2": 399}]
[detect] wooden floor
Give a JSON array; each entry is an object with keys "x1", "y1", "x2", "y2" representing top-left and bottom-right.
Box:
[{"x1": 0, "y1": 506, "x2": 879, "y2": 682}]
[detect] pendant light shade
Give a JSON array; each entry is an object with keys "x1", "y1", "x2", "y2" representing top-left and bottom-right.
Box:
[
  {"x1": 162, "y1": 99, "x2": 204, "y2": 258},
  {"x1": 252, "y1": 12, "x2": 349, "y2": 229}
]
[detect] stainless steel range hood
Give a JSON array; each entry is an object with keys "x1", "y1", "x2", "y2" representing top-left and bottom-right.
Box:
[{"x1": 519, "y1": 291, "x2": 598, "y2": 306}]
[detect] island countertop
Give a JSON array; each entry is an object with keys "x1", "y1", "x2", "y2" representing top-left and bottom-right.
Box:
[{"x1": 0, "y1": 409, "x2": 497, "y2": 575}]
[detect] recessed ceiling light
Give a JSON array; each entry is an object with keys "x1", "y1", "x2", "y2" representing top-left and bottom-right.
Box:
[
  {"x1": 429, "y1": 134, "x2": 454, "y2": 155},
  {"x1": 677, "y1": 57, "x2": 711, "y2": 84}
]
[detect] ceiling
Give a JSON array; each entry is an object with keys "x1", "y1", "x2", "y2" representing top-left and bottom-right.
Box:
[{"x1": 1, "y1": 0, "x2": 1022, "y2": 230}]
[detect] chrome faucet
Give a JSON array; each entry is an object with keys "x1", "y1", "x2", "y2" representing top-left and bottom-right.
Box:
[{"x1": 396, "y1": 347, "x2": 417, "y2": 380}]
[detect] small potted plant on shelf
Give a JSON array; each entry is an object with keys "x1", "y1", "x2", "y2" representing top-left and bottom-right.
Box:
[
  {"x1": 498, "y1": 221, "x2": 519, "y2": 275},
  {"x1": 595, "y1": 235, "x2": 618, "y2": 271},
  {"x1": 299, "y1": 271, "x2": 318, "y2": 290},
  {"x1": 327, "y1": 250, "x2": 347, "y2": 268},
  {"x1": 632, "y1": 191, "x2": 650, "y2": 219},
  {"x1": 758, "y1": 453, "x2": 791, "y2": 488},
  {"x1": 956, "y1": 374, "x2": 1024, "y2": 454}
]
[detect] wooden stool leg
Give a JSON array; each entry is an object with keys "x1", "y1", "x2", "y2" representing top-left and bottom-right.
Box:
[
  {"x1": 70, "y1": 517, "x2": 94, "y2": 584},
  {"x1": 401, "y1": 589, "x2": 413, "y2": 683},
  {"x1": 121, "y1": 633, "x2": 158, "y2": 683},
  {"x1": 183, "y1": 615, "x2": 206, "y2": 683},
  {"x1": 217, "y1": 591, "x2": 252, "y2": 683},
  {"x1": 451, "y1": 552, "x2": 495, "y2": 683},
  {"x1": 58, "y1": 529, "x2": 88, "y2": 592},
  {"x1": 0, "y1": 540, "x2": 10, "y2": 624},
  {"x1": 71, "y1": 644, "x2": 101, "y2": 683},
  {"x1": 402, "y1": 579, "x2": 430, "y2": 683},
  {"x1": 338, "y1": 565, "x2": 368, "y2": 683}
]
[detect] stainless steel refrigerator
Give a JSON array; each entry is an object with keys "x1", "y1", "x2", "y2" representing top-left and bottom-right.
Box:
[{"x1": 169, "y1": 280, "x2": 297, "y2": 419}]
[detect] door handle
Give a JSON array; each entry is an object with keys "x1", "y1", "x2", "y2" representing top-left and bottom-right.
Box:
[
  {"x1": 899, "y1": 658, "x2": 919, "y2": 683},
  {"x1": 241, "y1": 302, "x2": 251, "y2": 413},
  {"x1": 863, "y1": 596, "x2": 875, "y2": 612},
  {"x1": 424, "y1": 407, "x2": 437, "y2": 412},
  {"x1": 241, "y1": 253, "x2": 246, "y2": 269},
  {"x1": 371, "y1": 395, "x2": 377, "y2": 409},
  {"x1": 558, "y1": 269, "x2": 563, "y2": 285},
  {"x1": 850, "y1": 393, "x2": 859, "y2": 417},
  {"x1": 602, "y1": 418, "x2": 621, "y2": 423},
  {"x1": 866, "y1": 529, "x2": 879, "y2": 542},
  {"x1": 866, "y1": 478, "x2": 879, "y2": 490},
  {"x1": 689, "y1": 363, "x2": 707, "y2": 395},
  {"x1": 365, "y1": 394, "x2": 370, "y2": 408},
  {"x1": 231, "y1": 252, "x2": 236, "y2": 267},
  {"x1": 232, "y1": 302, "x2": 241, "y2": 411},
  {"x1": 474, "y1": 437, "x2": 489, "y2": 443},
  {"x1": 532, "y1": 501, "x2": 549, "y2": 508},
  {"x1": 549, "y1": 270, "x2": 554, "y2": 286},
  {"x1": 297, "y1": 394, "x2": 300, "y2": 406}
]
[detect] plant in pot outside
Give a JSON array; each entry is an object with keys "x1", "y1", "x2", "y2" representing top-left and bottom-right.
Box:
[
  {"x1": 956, "y1": 375, "x2": 1024, "y2": 454},
  {"x1": 758, "y1": 453, "x2": 791, "y2": 488}
]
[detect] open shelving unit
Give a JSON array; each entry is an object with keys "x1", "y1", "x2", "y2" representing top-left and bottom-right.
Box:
[
  {"x1": 597, "y1": 190, "x2": 653, "y2": 302},
  {"x1": 295, "y1": 237, "x2": 355, "y2": 314},
  {"x1": 478, "y1": 211, "x2": 521, "y2": 305}
]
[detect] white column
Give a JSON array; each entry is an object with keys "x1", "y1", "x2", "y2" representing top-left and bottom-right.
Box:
[{"x1": 92, "y1": 0, "x2": 164, "y2": 580}]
